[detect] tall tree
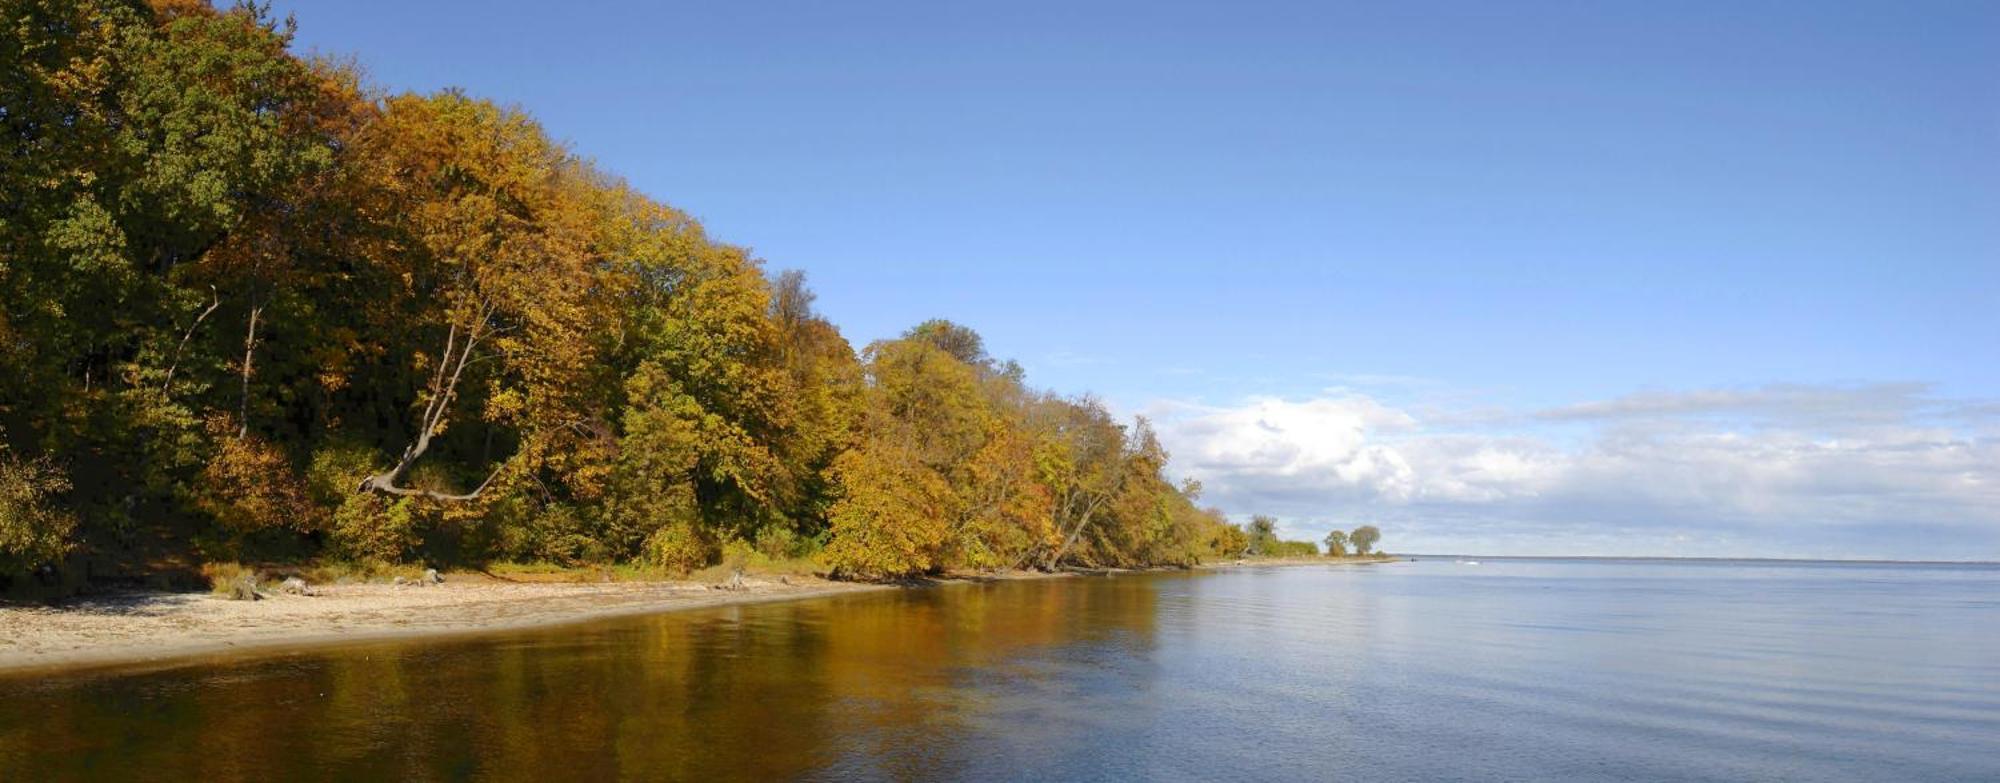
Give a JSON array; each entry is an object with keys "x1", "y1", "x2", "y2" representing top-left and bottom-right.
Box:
[{"x1": 1032, "y1": 397, "x2": 1131, "y2": 570}]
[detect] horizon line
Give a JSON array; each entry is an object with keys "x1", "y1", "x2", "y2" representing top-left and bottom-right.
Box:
[{"x1": 1396, "y1": 554, "x2": 2000, "y2": 566}]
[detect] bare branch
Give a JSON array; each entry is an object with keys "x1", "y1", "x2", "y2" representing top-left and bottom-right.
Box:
[
  {"x1": 362, "y1": 307, "x2": 502, "y2": 502},
  {"x1": 360, "y1": 460, "x2": 507, "y2": 502},
  {"x1": 161, "y1": 286, "x2": 221, "y2": 394}
]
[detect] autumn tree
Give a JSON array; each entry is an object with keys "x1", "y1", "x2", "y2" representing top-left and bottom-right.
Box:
[
  {"x1": 823, "y1": 337, "x2": 991, "y2": 577},
  {"x1": 1030, "y1": 396, "x2": 1130, "y2": 569},
  {"x1": 339, "y1": 93, "x2": 595, "y2": 505},
  {"x1": 766, "y1": 270, "x2": 862, "y2": 542},
  {"x1": 1202, "y1": 513, "x2": 1249, "y2": 558},
  {"x1": 0, "y1": 3, "x2": 1243, "y2": 589}
]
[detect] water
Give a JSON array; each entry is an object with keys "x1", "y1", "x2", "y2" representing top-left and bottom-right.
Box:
[{"x1": 1, "y1": 559, "x2": 1996, "y2": 781}]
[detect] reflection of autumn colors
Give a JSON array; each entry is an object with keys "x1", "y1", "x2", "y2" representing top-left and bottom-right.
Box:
[
  {"x1": 0, "y1": 577, "x2": 1161, "y2": 781},
  {"x1": 10, "y1": 562, "x2": 1996, "y2": 780}
]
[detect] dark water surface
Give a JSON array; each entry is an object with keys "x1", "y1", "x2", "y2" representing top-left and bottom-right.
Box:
[{"x1": 2, "y1": 559, "x2": 1996, "y2": 781}]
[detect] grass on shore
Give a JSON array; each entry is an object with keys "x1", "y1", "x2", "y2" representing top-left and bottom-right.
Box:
[{"x1": 200, "y1": 560, "x2": 436, "y2": 593}]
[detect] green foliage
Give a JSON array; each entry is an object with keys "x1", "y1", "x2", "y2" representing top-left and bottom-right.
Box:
[
  {"x1": 521, "y1": 503, "x2": 606, "y2": 567},
  {"x1": 331, "y1": 494, "x2": 421, "y2": 563},
  {"x1": 306, "y1": 443, "x2": 382, "y2": 507},
  {"x1": 903, "y1": 319, "x2": 988, "y2": 366},
  {"x1": 641, "y1": 521, "x2": 709, "y2": 574},
  {"x1": 1245, "y1": 515, "x2": 1280, "y2": 556},
  {"x1": 1323, "y1": 529, "x2": 1349, "y2": 557},
  {"x1": 753, "y1": 525, "x2": 805, "y2": 560},
  {"x1": 1232, "y1": 515, "x2": 1326, "y2": 559},
  {"x1": 1350, "y1": 525, "x2": 1382, "y2": 555}
]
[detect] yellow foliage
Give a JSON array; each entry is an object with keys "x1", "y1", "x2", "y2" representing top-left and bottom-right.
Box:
[
  {"x1": 822, "y1": 445, "x2": 953, "y2": 580},
  {"x1": 642, "y1": 521, "x2": 709, "y2": 574},
  {"x1": 196, "y1": 418, "x2": 323, "y2": 537},
  {"x1": 331, "y1": 494, "x2": 422, "y2": 563}
]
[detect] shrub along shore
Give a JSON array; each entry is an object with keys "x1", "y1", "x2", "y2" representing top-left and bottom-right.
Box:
[{"x1": 1, "y1": 3, "x2": 1397, "y2": 598}]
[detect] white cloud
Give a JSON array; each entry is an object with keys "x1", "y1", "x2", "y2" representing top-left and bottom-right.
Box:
[
  {"x1": 1146, "y1": 384, "x2": 2000, "y2": 560},
  {"x1": 1158, "y1": 395, "x2": 1415, "y2": 490}
]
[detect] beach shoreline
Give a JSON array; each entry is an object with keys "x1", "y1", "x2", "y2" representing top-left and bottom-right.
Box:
[
  {"x1": 0, "y1": 557, "x2": 1396, "y2": 678},
  {"x1": 0, "y1": 575, "x2": 897, "y2": 678}
]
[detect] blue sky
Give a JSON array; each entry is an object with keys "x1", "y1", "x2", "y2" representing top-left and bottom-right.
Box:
[{"x1": 271, "y1": 0, "x2": 1999, "y2": 559}]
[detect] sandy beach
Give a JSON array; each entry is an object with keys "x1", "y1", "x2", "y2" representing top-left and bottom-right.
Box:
[
  {"x1": 0, "y1": 574, "x2": 892, "y2": 677},
  {"x1": 0, "y1": 558, "x2": 1395, "y2": 677}
]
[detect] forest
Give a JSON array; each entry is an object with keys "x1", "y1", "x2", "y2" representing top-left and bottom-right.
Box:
[{"x1": 0, "y1": 1, "x2": 1278, "y2": 590}]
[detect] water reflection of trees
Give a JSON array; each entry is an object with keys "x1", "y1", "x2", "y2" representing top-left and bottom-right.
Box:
[{"x1": 0, "y1": 577, "x2": 1163, "y2": 781}]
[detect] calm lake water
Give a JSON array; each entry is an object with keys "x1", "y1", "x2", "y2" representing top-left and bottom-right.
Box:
[{"x1": 1, "y1": 558, "x2": 1996, "y2": 781}]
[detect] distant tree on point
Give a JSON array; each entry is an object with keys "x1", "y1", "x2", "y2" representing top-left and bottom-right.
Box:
[
  {"x1": 1350, "y1": 525, "x2": 1381, "y2": 556},
  {"x1": 1246, "y1": 515, "x2": 1279, "y2": 556},
  {"x1": 1323, "y1": 529, "x2": 1349, "y2": 557}
]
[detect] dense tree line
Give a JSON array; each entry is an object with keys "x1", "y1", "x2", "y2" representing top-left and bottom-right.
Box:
[{"x1": 0, "y1": 1, "x2": 1245, "y2": 587}]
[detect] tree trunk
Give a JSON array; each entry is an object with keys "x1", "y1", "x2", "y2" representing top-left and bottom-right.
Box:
[
  {"x1": 1044, "y1": 509, "x2": 1094, "y2": 571},
  {"x1": 359, "y1": 305, "x2": 506, "y2": 501},
  {"x1": 238, "y1": 298, "x2": 263, "y2": 439}
]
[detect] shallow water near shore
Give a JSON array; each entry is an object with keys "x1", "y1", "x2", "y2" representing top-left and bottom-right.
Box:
[{"x1": 1, "y1": 558, "x2": 1996, "y2": 781}]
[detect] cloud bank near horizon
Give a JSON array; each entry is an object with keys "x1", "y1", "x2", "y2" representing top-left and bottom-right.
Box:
[{"x1": 1144, "y1": 383, "x2": 1999, "y2": 560}]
